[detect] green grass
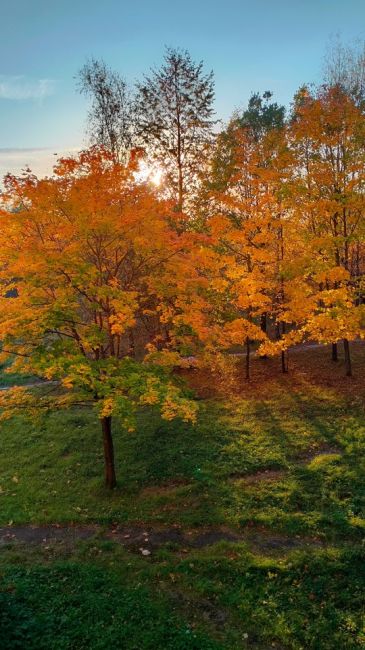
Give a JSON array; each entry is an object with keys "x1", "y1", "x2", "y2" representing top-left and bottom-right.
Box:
[
  {"x1": 0, "y1": 391, "x2": 363, "y2": 539},
  {"x1": 0, "y1": 359, "x2": 39, "y2": 388},
  {"x1": 0, "y1": 539, "x2": 363, "y2": 649},
  {"x1": 0, "y1": 344, "x2": 364, "y2": 648},
  {"x1": 0, "y1": 559, "x2": 222, "y2": 650}
]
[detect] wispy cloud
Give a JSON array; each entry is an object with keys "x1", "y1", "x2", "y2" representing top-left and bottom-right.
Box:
[
  {"x1": 0, "y1": 147, "x2": 80, "y2": 181},
  {"x1": 0, "y1": 76, "x2": 55, "y2": 102}
]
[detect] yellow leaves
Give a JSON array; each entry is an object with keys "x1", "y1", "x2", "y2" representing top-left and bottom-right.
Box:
[
  {"x1": 210, "y1": 278, "x2": 229, "y2": 293},
  {"x1": 161, "y1": 385, "x2": 198, "y2": 424},
  {"x1": 209, "y1": 215, "x2": 230, "y2": 238},
  {"x1": 109, "y1": 313, "x2": 136, "y2": 336},
  {"x1": 139, "y1": 377, "x2": 198, "y2": 424},
  {"x1": 0, "y1": 387, "x2": 35, "y2": 421},
  {"x1": 314, "y1": 266, "x2": 350, "y2": 285},
  {"x1": 224, "y1": 265, "x2": 245, "y2": 282},
  {"x1": 157, "y1": 305, "x2": 175, "y2": 325},
  {"x1": 223, "y1": 319, "x2": 266, "y2": 346},
  {"x1": 100, "y1": 397, "x2": 114, "y2": 418},
  {"x1": 139, "y1": 377, "x2": 160, "y2": 406},
  {"x1": 73, "y1": 364, "x2": 92, "y2": 378},
  {"x1": 145, "y1": 349, "x2": 181, "y2": 368},
  {"x1": 235, "y1": 287, "x2": 270, "y2": 311},
  {"x1": 303, "y1": 305, "x2": 364, "y2": 343},
  {"x1": 44, "y1": 367, "x2": 57, "y2": 380},
  {"x1": 318, "y1": 287, "x2": 354, "y2": 309}
]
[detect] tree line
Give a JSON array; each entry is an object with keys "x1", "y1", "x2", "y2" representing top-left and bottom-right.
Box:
[{"x1": 0, "y1": 41, "x2": 364, "y2": 487}]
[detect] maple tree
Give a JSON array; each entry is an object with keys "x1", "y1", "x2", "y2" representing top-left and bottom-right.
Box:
[
  {"x1": 0, "y1": 71, "x2": 364, "y2": 498},
  {"x1": 196, "y1": 115, "x2": 298, "y2": 379},
  {"x1": 0, "y1": 148, "x2": 197, "y2": 488},
  {"x1": 193, "y1": 85, "x2": 365, "y2": 379},
  {"x1": 207, "y1": 125, "x2": 277, "y2": 379},
  {"x1": 287, "y1": 85, "x2": 365, "y2": 374}
]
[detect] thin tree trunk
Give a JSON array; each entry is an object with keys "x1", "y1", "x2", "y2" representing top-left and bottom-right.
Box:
[
  {"x1": 129, "y1": 330, "x2": 135, "y2": 358},
  {"x1": 343, "y1": 338, "x2": 352, "y2": 377},
  {"x1": 245, "y1": 336, "x2": 250, "y2": 381},
  {"x1": 176, "y1": 99, "x2": 183, "y2": 212},
  {"x1": 276, "y1": 322, "x2": 280, "y2": 340},
  {"x1": 332, "y1": 342, "x2": 338, "y2": 361},
  {"x1": 260, "y1": 313, "x2": 268, "y2": 359},
  {"x1": 177, "y1": 162, "x2": 183, "y2": 212},
  {"x1": 281, "y1": 349, "x2": 288, "y2": 373},
  {"x1": 281, "y1": 322, "x2": 288, "y2": 373},
  {"x1": 260, "y1": 312, "x2": 267, "y2": 334},
  {"x1": 101, "y1": 416, "x2": 117, "y2": 488}
]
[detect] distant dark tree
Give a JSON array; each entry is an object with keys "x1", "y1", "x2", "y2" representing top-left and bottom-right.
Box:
[
  {"x1": 239, "y1": 91, "x2": 286, "y2": 140},
  {"x1": 136, "y1": 47, "x2": 216, "y2": 212},
  {"x1": 78, "y1": 58, "x2": 135, "y2": 163},
  {"x1": 207, "y1": 91, "x2": 285, "y2": 193}
]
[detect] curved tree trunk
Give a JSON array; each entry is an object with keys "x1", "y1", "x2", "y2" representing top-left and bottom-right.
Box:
[
  {"x1": 332, "y1": 342, "x2": 338, "y2": 362},
  {"x1": 101, "y1": 416, "x2": 117, "y2": 488}
]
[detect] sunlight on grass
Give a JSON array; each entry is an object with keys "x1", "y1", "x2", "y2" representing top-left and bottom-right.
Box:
[{"x1": 0, "y1": 345, "x2": 364, "y2": 648}]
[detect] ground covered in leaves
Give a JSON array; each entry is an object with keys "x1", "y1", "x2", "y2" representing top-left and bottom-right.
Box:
[{"x1": 0, "y1": 343, "x2": 364, "y2": 648}]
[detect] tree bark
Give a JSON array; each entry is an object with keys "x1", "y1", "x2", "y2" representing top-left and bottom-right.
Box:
[
  {"x1": 281, "y1": 322, "x2": 288, "y2": 373},
  {"x1": 343, "y1": 338, "x2": 352, "y2": 377},
  {"x1": 101, "y1": 416, "x2": 117, "y2": 488},
  {"x1": 332, "y1": 342, "x2": 338, "y2": 362},
  {"x1": 245, "y1": 336, "x2": 250, "y2": 381},
  {"x1": 281, "y1": 349, "x2": 288, "y2": 373},
  {"x1": 177, "y1": 159, "x2": 183, "y2": 213},
  {"x1": 176, "y1": 96, "x2": 183, "y2": 212},
  {"x1": 260, "y1": 312, "x2": 267, "y2": 334},
  {"x1": 260, "y1": 313, "x2": 268, "y2": 359}
]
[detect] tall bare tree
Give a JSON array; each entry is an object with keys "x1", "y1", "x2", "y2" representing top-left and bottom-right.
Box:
[
  {"x1": 136, "y1": 47, "x2": 215, "y2": 212},
  {"x1": 78, "y1": 58, "x2": 135, "y2": 163},
  {"x1": 323, "y1": 36, "x2": 365, "y2": 109}
]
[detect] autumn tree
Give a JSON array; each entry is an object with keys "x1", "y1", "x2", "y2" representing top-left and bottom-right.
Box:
[
  {"x1": 199, "y1": 93, "x2": 288, "y2": 355},
  {"x1": 191, "y1": 126, "x2": 283, "y2": 380},
  {"x1": 136, "y1": 47, "x2": 215, "y2": 212},
  {"x1": 240, "y1": 92, "x2": 288, "y2": 344},
  {"x1": 78, "y1": 59, "x2": 135, "y2": 163},
  {"x1": 0, "y1": 148, "x2": 197, "y2": 488},
  {"x1": 288, "y1": 85, "x2": 365, "y2": 374},
  {"x1": 203, "y1": 99, "x2": 302, "y2": 375}
]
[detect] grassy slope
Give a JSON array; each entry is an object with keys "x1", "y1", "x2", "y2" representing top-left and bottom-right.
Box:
[{"x1": 0, "y1": 343, "x2": 364, "y2": 649}]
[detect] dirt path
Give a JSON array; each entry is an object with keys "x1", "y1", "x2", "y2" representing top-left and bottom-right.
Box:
[
  {"x1": 0, "y1": 523, "x2": 325, "y2": 556},
  {"x1": 0, "y1": 446, "x2": 339, "y2": 555}
]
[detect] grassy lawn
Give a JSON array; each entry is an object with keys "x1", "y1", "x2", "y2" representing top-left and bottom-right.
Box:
[{"x1": 0, "y1": 343, "x2": 364, "y2": 648}]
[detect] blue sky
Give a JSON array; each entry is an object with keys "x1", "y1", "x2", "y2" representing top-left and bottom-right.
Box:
[{"x1": 1, "y1": 0, "x2": 364, "y2": 178}]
